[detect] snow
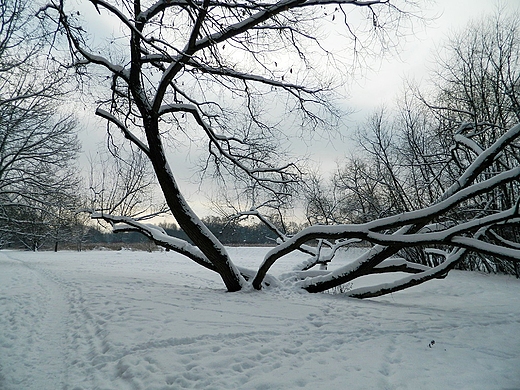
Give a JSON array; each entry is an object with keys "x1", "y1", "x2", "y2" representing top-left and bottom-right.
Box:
[{"x1": 1, "y1": 247, "x2": 519, "y2": 390}]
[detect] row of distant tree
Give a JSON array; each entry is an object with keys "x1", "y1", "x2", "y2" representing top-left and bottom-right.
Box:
[{"x1": 0, "y1": 216, "x2": 289, "y2": 251}]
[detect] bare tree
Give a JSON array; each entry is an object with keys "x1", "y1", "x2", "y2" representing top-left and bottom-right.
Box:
[
  {"x1": 305, "y1": 172, "x2": 343, "y2": 226},
  {"x1": 0, "y1": 0, "x2": 81, "y2": 249},
  {"x1": 41, "y1": 1, "x2": 520, "y2": 296},
  {"x1": 427, "y1": 10, "x2": 520, "y2": 128},
  {"x1": 87, "y1": 146, "x2": 165, "y2": 219},
  {"x1": 322, "y1": 10, "x2": 520, "y2": 278},
  {"x1": 420, "y1": 10, "x2": 520, "y2": 276}
]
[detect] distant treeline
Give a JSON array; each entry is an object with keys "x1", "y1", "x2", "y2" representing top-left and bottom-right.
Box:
[
  {"x1": 3, "y1": 216, "x2": 289, "y2": 251},
  {"x1": 1, "y1": 214, "x2": 300, "y2": 251},
  {"x1": 92, "y1": 217, "x2": 280, "y2": 247}
]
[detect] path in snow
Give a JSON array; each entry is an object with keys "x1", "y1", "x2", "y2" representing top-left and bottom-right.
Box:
[
  {"x1": 0, "y1": 248, "x2": 519, "y2": 390},
  {"x1": 0, "y1": 252, "x2": 71, "y2": 388}
]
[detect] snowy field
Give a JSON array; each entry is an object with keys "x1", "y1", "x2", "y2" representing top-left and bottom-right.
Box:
[{"x1": 1, "y1": 248, "x2": 519, "y2": 390}]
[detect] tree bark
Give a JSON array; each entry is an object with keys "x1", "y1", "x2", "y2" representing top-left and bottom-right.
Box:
[{"x1": 144, "y1": 119, "x2": 243, "y2": 292}]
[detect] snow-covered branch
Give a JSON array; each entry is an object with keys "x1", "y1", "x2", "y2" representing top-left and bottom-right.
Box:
[
  {"x1": 231, "y1": 208, "x2": 317, "y2": 258},
  {"x1": 345, "y1": 249, "x2": 464, "y2": 298},
  {"x1": 39, "y1": 3, "x2": 129, "y2": 80},
  {"x1": 488, "y1": 230, "x2": 520, "y2": 250},
  {"x1": 91, "y1": 211, "x2": 216, "y2": 271},
  {"x1": 254, "y1": 166, "x2": 520, "y2": 287},
  {"x1": 441, "y1": 123, "x2": 520, "y2": 201}
]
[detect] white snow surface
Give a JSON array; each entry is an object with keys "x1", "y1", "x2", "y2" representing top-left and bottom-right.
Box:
[{"x1": 1, "y1": 247, "x2": 519, "y2": 390}]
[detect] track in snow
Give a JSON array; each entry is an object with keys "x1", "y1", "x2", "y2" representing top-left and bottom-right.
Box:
[{"x1": 1, "y1": 249, "x2": 519, "y2": 390}]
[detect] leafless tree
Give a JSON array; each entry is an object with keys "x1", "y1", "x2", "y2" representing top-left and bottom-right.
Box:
[
  {"x1": 42, "y1": 1, "x2": 520, "y2": 295},
  {"x1": 0, "y1": 0, "x2": 81, "y2": 249},
  {"x1": 420, "y1": 10, "x2": 520, "y2": 275},
  {"x1": 87, "y1": 146, "x2": 165, "y2": 220},
  {"x1": 324, "y1": 10, "x2": 520, "y2": 277},
  {"x1": 304, "y1": 172, "x2": 343, "y2": 226}
]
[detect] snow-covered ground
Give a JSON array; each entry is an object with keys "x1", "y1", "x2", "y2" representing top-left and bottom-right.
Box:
[{"x1": 1, "y1": 247, "x2": 519, "y2": 390}]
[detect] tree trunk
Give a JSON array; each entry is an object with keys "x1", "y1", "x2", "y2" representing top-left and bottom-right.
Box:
[{"x1": 145, "y1": 122, "x2": 243, "y2": 292}]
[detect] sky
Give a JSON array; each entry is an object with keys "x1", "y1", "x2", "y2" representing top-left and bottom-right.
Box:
[
  {"x1": 348, "y1": 0, "x2": 515, "y2": 113},
  {"x1": 311, "y1": 0, "x2": 518, "y2": 173},
  {"x1": 74, "y1": 0, "x2": 519, "y2": 220}
]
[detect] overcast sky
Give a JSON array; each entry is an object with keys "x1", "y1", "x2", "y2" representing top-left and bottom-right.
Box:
[
  {"x1": 75, "y1": 0, "x2": 519, "y2": 219},
  {"x1": 348, "y1": 0, "x2": 516, "y2": 113},
  {"x1": 309, "y1": 0, "x2": 519, "y2": 169}
]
